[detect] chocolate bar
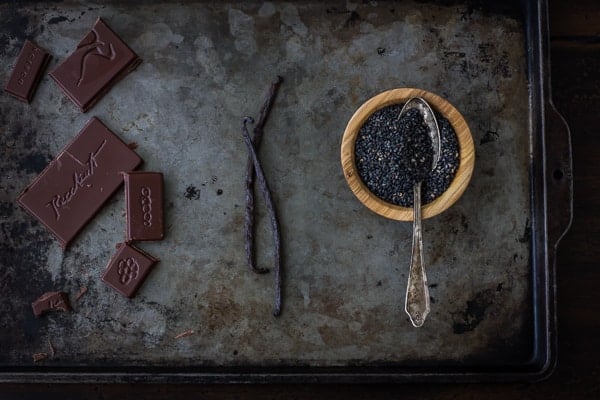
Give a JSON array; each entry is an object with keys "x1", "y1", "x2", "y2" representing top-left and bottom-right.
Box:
[
  {"x1": 17, "y1": 117, "x2": 142, "y2": 248},
  {"x1": 32, "y1": 291, "x2": 71, "y2": 317},
  {"x1": 123, "y1": 171, "x2": 164, "y2": 241},
  {"x1": 4, "y1": 40, "x2": 51, "y2": 103},
  {"x1": 102, "y1": 242, "x2": 158, "y2": 298},
  {"x1": 49, "y1": 18, "x2": 141, "y2": 112}
]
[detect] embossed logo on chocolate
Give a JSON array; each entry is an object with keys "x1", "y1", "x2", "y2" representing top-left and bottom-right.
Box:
[
  {"x1": 45, "y1": 139, "x2": 107, "y2": 220},
  {"x1": 140, "y1": 186, "x2": 153, "y2": 227},
  {"x1": 74, "y1": 29, "x2": 116, "y2": 87},
  {"x1": 48, "y1": 297, "x2": 66, "y2": 309},
  {"x1": 17, "y1": 46, "x2": 40, "y2": 85},
  {"x1": 117, "y1": 257, "x2": 139, "y2": 285}
]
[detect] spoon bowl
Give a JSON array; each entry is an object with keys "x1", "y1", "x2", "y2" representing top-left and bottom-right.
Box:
[{"x1": 399, "y1": 97, "x2": 441, "y2": 171}]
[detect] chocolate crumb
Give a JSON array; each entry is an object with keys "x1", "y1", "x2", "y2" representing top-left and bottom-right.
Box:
[
  {"x1": 48, "y1": 339, "x2": 55, "y2": 357},
  {"x1": 32, "y1": 352, "x2": 48, "y2": 362},
  {"x1": 174, "y1": 329, "x2": 195, "y2": 339},
  {"x1": 127, "y1": 142, "x2": 138, "y2": 150},
  {"x1": 75, "y1": 286, "x2": 88, "y2": 301}
]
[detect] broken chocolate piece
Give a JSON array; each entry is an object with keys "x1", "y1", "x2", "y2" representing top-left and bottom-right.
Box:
[
  {"x1": 31, "y1": 291, "x2": 71, "y2": 317},
  {"x1": 102, "y1": 242, "x2": 158, "y2": 298},
  {"x1": 123, "y1": 171, "x2": 164, "y2": 241},
  {"x1": 49, "y1": 18, "x2": 142, "y2": 112},
  {"x1": 4, "y1": 40, "x2": 51, "y2": 103},
  {"x1": 17, "y1": 117, "x2": 142, "y2": 248}
]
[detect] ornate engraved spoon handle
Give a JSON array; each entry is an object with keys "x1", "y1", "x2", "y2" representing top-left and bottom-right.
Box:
[{"x1": 405, "y1": 182, "x2": 430, "y2": 327}]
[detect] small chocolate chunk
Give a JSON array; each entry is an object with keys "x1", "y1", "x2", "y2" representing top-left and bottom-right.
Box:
[
  {"x1": 31, "y1": 291, "x2": 72, "y2": 317},
  {"x1": 123, "y1": 172, "x2": 164, "y2": 241},
  {"x1": 4, "y1": 40, "x2": 51, "y2": 103},
  {"x1": 17, "y1": 117, "x2": 142, "y2": 248},
  {"x1": 49, "y1": 18, "x2": 142, "y2": 112},
  {"x1": 102, "y1": 242, "x2": 158, "y2": 298}
]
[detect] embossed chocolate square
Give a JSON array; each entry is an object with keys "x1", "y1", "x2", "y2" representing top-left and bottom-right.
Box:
[
  {"x1": 123, "y1": 172, "x2": 164, "y2": 241},
  {"x1": 102, "y1": 242, "x2": 158, "y2": 298},
  {"x1": 16, "y1": 117, "x2": 142, "y2": 248},
  {"x1": 49, "y1": 18, "x2": 141, "y2": 112}
]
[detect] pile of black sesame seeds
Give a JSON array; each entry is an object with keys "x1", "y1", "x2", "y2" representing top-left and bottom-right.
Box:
[{"x1": 354, "y1": 104, "x2": 460, "y2": 207}]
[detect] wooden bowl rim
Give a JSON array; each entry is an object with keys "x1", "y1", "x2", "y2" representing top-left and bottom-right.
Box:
[{"x1": 340, "y1": 88, "x2": 475, "y2": 221}]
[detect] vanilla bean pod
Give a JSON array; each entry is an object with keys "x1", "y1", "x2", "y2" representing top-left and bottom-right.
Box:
[
  {"x1": 242, "y1": 117, "x2": 282, "y2": 316},
  {"x1": 244, "y1": 76, "x2": 283, "y2": 274}
]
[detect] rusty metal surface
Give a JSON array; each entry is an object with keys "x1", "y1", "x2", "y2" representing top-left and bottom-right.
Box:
[{"x1": 0, "y1": 1, "x2": 532, "y2": 370}]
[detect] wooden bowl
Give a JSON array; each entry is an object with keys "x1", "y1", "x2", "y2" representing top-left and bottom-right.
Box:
[{"x1": 340, "y1": 88, "x2": 475, "y2": 221}]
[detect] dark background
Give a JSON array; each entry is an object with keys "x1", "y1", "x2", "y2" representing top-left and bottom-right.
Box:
[{"x1": 2, "y1": 0, "x2": 599, "y2": 398}]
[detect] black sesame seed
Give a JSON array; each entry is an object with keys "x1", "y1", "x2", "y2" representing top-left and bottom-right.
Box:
[{"x1": 354, "y1": 104, "x2": 460, "y2": 207}]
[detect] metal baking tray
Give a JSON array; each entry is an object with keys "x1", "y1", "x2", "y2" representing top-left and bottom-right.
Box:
[{"x1": 0, "y1": 0, "x2": 572, "y2": 382}]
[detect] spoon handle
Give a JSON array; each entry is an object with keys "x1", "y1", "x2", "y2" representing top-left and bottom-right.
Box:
[{"x1": 405, "y1": 182, "x2": 430, "y2": 327}]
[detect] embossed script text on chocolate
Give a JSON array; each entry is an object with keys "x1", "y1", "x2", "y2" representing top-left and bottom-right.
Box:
[{"x1": 17, "y1": 117, "x2": 142, "y2": 248}]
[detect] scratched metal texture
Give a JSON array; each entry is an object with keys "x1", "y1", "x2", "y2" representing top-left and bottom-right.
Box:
[{"x1": 0, "y1": 1, "x2": 531, "y2": 369}]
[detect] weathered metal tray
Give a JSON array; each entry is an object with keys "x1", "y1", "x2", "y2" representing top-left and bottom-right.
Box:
[{"x1": 0, "y1": 0, "x2": 572, "y2": 382}]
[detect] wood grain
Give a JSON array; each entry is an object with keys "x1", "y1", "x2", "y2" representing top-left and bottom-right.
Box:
[{"x1": 341, "y1": 88, "x2": 475, "y2": 221}]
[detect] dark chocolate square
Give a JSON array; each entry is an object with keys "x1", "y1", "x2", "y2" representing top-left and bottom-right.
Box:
[
  {"x1": 49, "y1": 18, "x2": 141, "y2": 112},
  {"x1": 16, "y1": 117, "x2": 142, "y2": 248},
  {"x1": 102, "y1": 243, "x2": 158, "y2": 298},
  {"x1": 4, "y1": 40, "x2": 51, "y2": 103},
  {"x1": 123, "y1": 171, "x2": 164, "y2": 241}
]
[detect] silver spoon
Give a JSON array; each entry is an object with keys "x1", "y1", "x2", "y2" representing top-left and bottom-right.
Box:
[{"x1": 398, "y1": 97, "x2": 441, "y2": 327}]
